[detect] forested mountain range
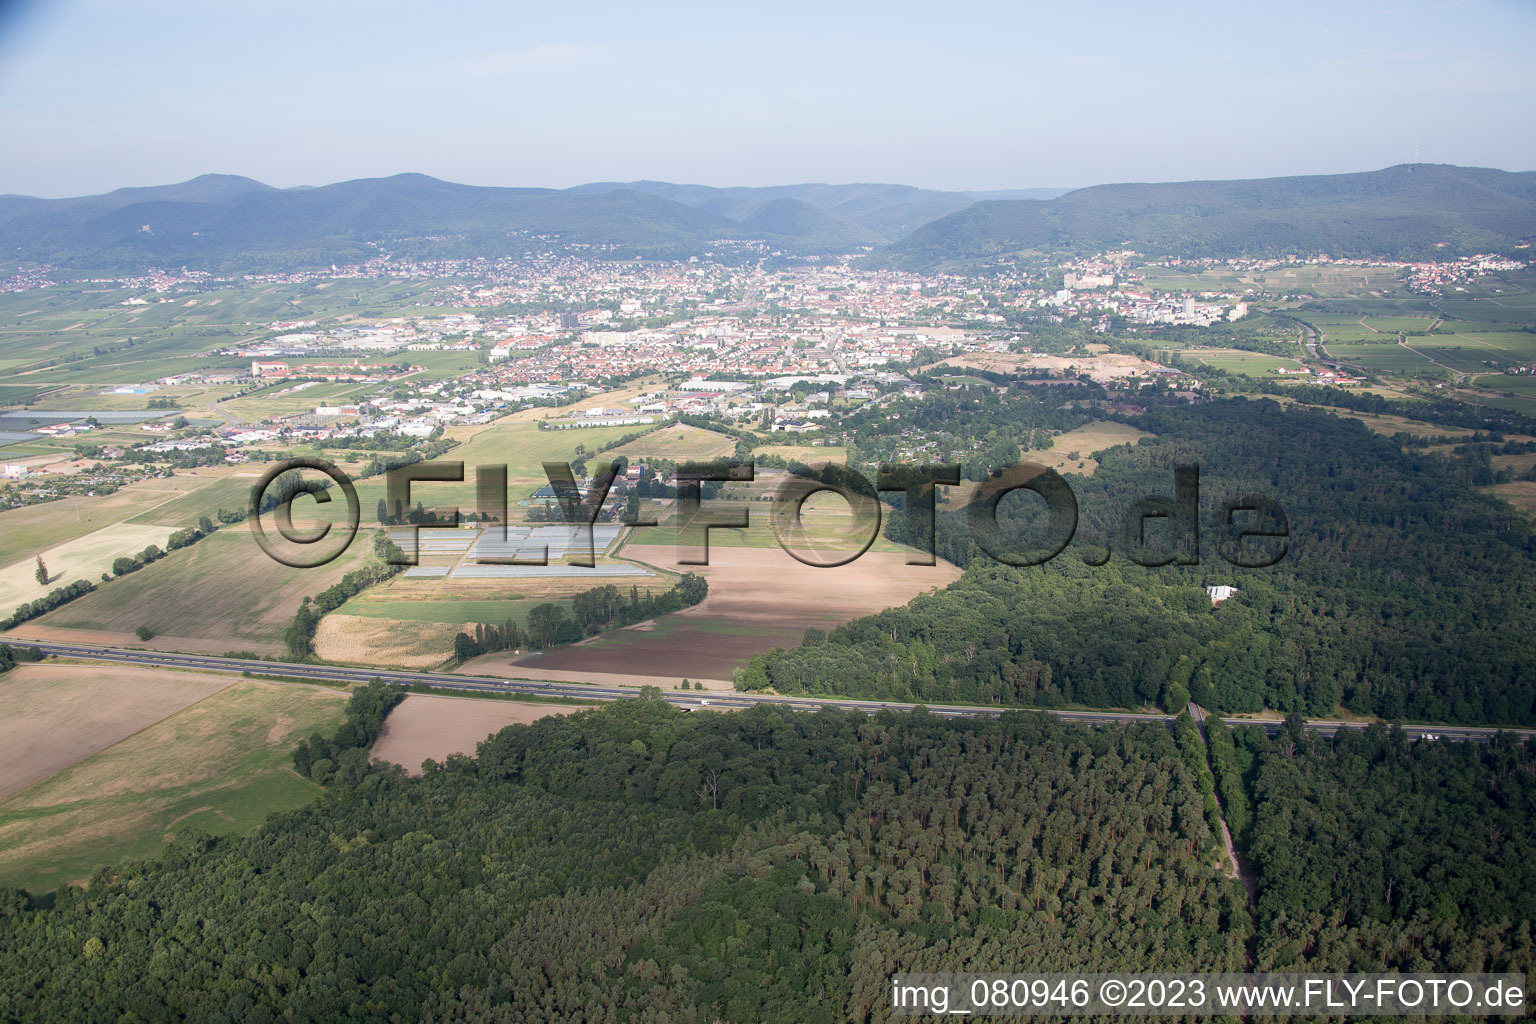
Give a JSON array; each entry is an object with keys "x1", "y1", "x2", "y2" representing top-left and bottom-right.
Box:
[
  {"x1": 565, "y1": 180, "x2": 1072, "y2": 241},
  {"x1": 881, "y1": 164, "x2": 1536, "y2": 267},
  {"x1": 3, "y1": 164, "x2": 1529, "y2": 273},
  {"x1": 0, "y1": 175, "x2": 1064, "y2": 272}
]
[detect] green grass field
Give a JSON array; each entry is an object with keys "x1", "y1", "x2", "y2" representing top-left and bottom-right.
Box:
[
  {"x1": 1179, "y1": 348, "x2": 1308, "y2": 375},
  {"x1": 40, "y1": 528, "x2": 376, "y2": 649},
  {"x1": 431, "y1": 418, "x2": 643, "y2": 507},
  {"x1": 1306, "y1": 315, "x2": 1393, "y2": 344},
  {"x1": 1332, "y1": 342, "x2": 1442, "y2": 374},
  {"x1": 0, "y1": 680, "x2": 345, "y2": 893},
  {"x1": 340, "y1": 594, "x2": 563, "y2": 627},
  {"x1": 0, "y1": 476, "x2": 198, "y2": 553},
  {"x1": 1444, "y1": 330, "x2": 1536, "y2": 360},
  {"x1": 125, "y1": 471, "x2": 270, "y2": 527},
  {"x1": 1361, "y1": 316, "x2": 1438, "y2": 333}
]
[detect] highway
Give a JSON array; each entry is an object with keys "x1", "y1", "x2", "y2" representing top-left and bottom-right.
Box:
[{"x1": 12, "y1": 639, "x2": 1534, "y2": 742}]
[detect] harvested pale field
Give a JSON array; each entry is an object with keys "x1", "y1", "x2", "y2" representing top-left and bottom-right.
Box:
[
  {"x1": 490, "y1": 546, "x2": 962, "y2": 682},
  {"x1": 927, "y1": 351, "x2": 1163, "y2": 383},
  {"x1": 1, "y1": 624, "x2": 269, "y2": 656},
  {"x1": 753, "y1": 443, "x2": 848, "y2": 464},
  {"x1": 0, "y1": 471, "x2": 230, "y2": 555},
  {"x1": 0, "y1": 663, "x2": 233, "y2": 800},
  {"x1": 1486, "y1": 481, "x2": 1536, "y2": 519},
  {"x1": 0, "y1": 521, "x2": 177, "y2": 609},
  {"x1": 371, "y1": 693, "x2": 584, "y2": 773},
  {"x1": 1493, "y1": 452, "x2": 1536, "y2": 477},
  {"x1": 1023, "y1": 421, "x2": 1152, "y2": 476},
  {"x1": 607, "y1": 422, "x2": 736, "y2": 462},
  {"x1": 0, "y1": 680, "x2": 345, "y2": 892},
  {"x1": 313, "y1": 614, "x2": 470, "y2": 667}
]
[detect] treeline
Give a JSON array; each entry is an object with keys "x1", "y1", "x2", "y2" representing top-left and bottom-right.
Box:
[
  {"x1": 291, "y1": 680, "x2": 405, "y2": 785},
  {"x1": 742, "y1": 396, "x2": 1536, "y2": 725},
  {"x1": 451, "y1": 574, "x2": 709, "y2": 662},
  {"x1": 107, "y1": 516, "x2": 219, "y2": 579},
  {"x1": 121, "y1": 444, "x2": 230, "y2": 469},
  {"x1": 1171, "y1": 713, "x2": 1224, "y2": 848},
  {"x1": 1255, "y1": 381, "x2": 1536, "y2": 438},
  {"x1": 282, "y1": 532, "x2": 407, "y2": 658},
  {"x1": 355, "y1": 437, "x2": 459, "y2": 480},
  {"x1": 0, "y1": 704, "x2": 1246, "y2": 1021},
  {"x1": 2, "y1": 580, "x2": 95, "y2": 631},
  {"x1": 1203, "y1": 715, "x2": 1251, "y2": 847},
  {"x1": 0, "y1": 643, "x2": 43, "y2": 674}
]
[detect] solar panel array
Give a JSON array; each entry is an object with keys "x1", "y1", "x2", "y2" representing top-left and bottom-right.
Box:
[
  {"x1": 449, "y1": 563, "x2": 653, "y2": 579},
  {"x1": 466, "y1": 524, "x2": 624, "y2": 563},
  {"x1": 388, "y1": 528, "x2": 479, "y2": 558}
]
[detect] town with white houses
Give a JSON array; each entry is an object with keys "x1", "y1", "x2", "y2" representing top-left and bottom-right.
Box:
[{"x1": 0, "y1": 249, "x2": 1527, "y2": 509}]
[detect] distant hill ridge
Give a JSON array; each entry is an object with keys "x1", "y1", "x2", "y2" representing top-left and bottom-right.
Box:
[
  {"x1": 0, "y1": 165, "x2": 1528, "y2": 273},
  {"x1": 881, "y1": 164, "x2": 1536, "y2": 267}
]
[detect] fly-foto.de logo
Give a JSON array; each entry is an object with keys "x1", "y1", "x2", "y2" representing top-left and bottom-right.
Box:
[{"x1": 248, "y1": 457, "x2": 1289, "y2": 571}]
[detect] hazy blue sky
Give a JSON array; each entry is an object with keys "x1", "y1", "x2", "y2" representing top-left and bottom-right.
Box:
[{"x1": 1, "y1": 0, "x2": 1532, "y2": 196}]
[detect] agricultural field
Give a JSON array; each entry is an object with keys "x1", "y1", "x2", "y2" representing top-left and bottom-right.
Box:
[
  {"x1": 487, "y1": 545, "x2": 963, "y2": 683},
  {"x1": 1475, "y1": 374, "x2": 1536, "y2": 399},
  {"x1": 0, "y1": 521, "x2": 176, "y2": 610},
  {"x1": 929, "y1": 350, "x2": 1160, "y2": 384},
  {"x1": 1444, "y1": 328, "x2": 1536, "y2": 358},
  {"x1": 124, "y1": 468, "x2": 271, "y2": 527},
  {"x1": 623, "y1": 488, "x2": 917, "y2": 557},
  {"x1": 0, "y1": 474, "x2": 198, "y2": 552},
  {"x1": 1492, "y1": 451, "x2": 1536, "y2": 477},
  {"x1": 0, "y1": 662, "x2": 233, "y2": 800},
  {"x1": 1408, "y1": 329, "x2": 1536, "y2": 374},
  {"x1": 1331, "y1": 342, "x2": 1442, "y2": 375},
  {"x1": 394, "y1": 416, "x2": 644, "y2": 513},
  {"x1": 1436, "y1": 290, "x2": 1536, "y2": 324},
  {"x1": 1265, "y1": 396, "x2": 1536, "y2": 444},
  {"x1": 1178, "y1": 348, "x2": 1308, "y2": 376},
  {"x1": 1022, "y1": 420, "x2": 1153, "y2": 476},
  {"x1": 370, "y1": 694, "x2": 587, "y2": 774},
  {"x1": 315, "y1": 556, "x2": 675, "y2": 665},
  {"x1": 215, "y1": 379, "x2": 379, "y2": 423},
  {"x1": 0, "y1": 278, "x2": 461, "y2": 404},
  {"x1": 1485, "y1": 480, "x2": 1536, "y2": 519},
  {"x1": 312, "y1": 615, "x2": 473, "y2": 668},
  {"x1": 0, "y1": 677, "x2": 345, "y2": 892},
  {"x1": 605, "y1": 422, "x2": 736, "y2": 462},
  {"x1": 752, "y1": 442, "x2": 847, "y2": 464},
  {"x1": 23, "y1": 528, "x2": 376, "y2": 654},
  {"x1": 1139, "y1": 263, "x2": 1419, "y2": 301}
]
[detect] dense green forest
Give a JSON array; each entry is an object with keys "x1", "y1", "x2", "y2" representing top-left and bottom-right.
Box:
[
  {"x1": 2, "y1": 698, "x2": 1530, "y2": 1021},
  {"x1": 1238, "y1": 721, "x2": 1536, "y2": 974},
  {"x1": 0, "y1": 702, "x2": 1240, "y2": 1021},
  {"x1": 744, "y1": 394, "x2": 1536, "y2": 725}
]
